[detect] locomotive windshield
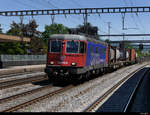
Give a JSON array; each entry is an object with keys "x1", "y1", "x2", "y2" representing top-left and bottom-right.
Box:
[
  {"x1": 50, "y1": 40, "x2": 62, "y2": 53},
  {"x1": 66, "y1": 41, "x2": 79, "y2": 53}
]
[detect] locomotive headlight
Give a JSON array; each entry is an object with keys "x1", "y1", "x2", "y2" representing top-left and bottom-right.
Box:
[
  {"x1": 71, "y1": 62, "x2": 76, "y2": 66},
  {"x1": 50, "y1": 61, "x2": 54, "y2": 65}
]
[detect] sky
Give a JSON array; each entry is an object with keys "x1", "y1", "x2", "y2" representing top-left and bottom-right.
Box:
[{"x1": 0, "y1": 0, "x2": 150, "y2": 42}]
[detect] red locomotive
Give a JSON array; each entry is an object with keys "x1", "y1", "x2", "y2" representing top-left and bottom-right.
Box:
[{"x1": 45, "y1": 34, "x2": 137, "y2": 82}]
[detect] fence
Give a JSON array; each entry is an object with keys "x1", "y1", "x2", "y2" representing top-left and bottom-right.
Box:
[
  {"x1": 0, "y1": 55, "x2": 46, "y2": 68},
  {"x1": 136, "y1": 56, "x2": 150, "y2": 63}
]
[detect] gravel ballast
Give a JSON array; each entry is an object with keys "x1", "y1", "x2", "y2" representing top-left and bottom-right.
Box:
[{"x1": 15, "y1": 62, "x2": 149, "y2": 112}]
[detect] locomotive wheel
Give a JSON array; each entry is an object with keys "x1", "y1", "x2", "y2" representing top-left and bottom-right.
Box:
[
  {"x1": 95, "y1": 69, "x2": 100, "y2": 75},
  {"x1": 72, "y1": 74, "x2": 84, "y2": 85},
  {"x1": 47, "y1": 75, "x2": 53, "y2": 82},
  {"x1": 84, "y1": 72, "x2": 89, "y2": 80},
  {"x1": 78, "y1": 74, "x2": 85, "y2": 84},
  {"x1": 48, "y1": 76, "x2": 57, "y2": 84},
  {"x1": 86, "y1": 71, "x2": 91, "y2": 80}
]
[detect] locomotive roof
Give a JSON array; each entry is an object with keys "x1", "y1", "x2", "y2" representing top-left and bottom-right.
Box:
[{"x1": 49, "y1": 34, "x2": 107, "y2": 45}]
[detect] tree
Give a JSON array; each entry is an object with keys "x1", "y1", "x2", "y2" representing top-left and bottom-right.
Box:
[
  {"x1": 77, "y1": 23, "x2": 98, "y2": 36},
  {"x1": 0, "y1": 42, "x2": 25, "y2": 54},
  {"x1": 22, "y1": 19, "x2": 47, "y2": 54},
  {"x1": 42, "y1": 23, "x2": 68, "y2": 43},
  {"x1": 105, "y1": 39, "x2": 110, "y2": 44},
  {"x1": 0, "y1": 22, "x2": 26, "y2": 55},
  {"x1": 0, "y1": 20, "x2": 47, "y2": 55},
  {"x1": 68, "y1": 22, "x2": 99, "y2": 40},
  {"x1": 0, "y1": 24, "x2": 2, "y2": 33},
  {"x1": 7, "y1": 21, "x2": 22, "y2": 36}
]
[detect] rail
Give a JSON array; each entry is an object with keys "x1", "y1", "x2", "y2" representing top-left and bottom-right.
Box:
[
  {"x1": 84, "y1": 64, "x2": 148, "y2": 112},
  {"x1": 2, "y1": 85, "x2": 73, "y2": 112},
  {"x1": 0, "y1": 74, "x2": 48, "y2": 89}
]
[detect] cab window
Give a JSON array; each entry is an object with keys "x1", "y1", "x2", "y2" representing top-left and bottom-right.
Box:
[
  {"x1": 50, "y1": 40, "x2": 62, "y2": 53},
  {"x1": 66, "y1": 41, "x2": 79, "y2": 53}
]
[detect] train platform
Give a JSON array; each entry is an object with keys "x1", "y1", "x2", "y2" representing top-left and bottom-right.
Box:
[{"x1": 0, "y1": 64, "x2": 46, "y2": 76}]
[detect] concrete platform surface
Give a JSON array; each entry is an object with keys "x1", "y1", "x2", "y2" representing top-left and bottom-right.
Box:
[{"x1": 0, "y1": 64, "x2": 46, "y2": 76}]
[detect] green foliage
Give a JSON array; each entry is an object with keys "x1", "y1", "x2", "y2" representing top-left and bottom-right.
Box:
[
  {"x1": 0, "y1": 20, "x2": 46, "y2": 55},
  {"x1": 0, "y1": 24, "x2": 2, "y2": 33},
  {"x1": 42, "y1": 23, "x2": 68, "y2": 43},
  {"x1": 7, "y1": 21, "x2": 22, "y2": 36},
  {"x1": 124, "y1": 43, "x2": 135, "y2": 49},
  {"x1": 0, "y1": 42, "x2": 26, "y2": 54},
  {"x1": 0, "y1": 22, "x2": 69, "y2": 55},
  {"x1": 136, "y1": 49, "x2": 142, "y2": 57},
  {"x1": 76, "y1": 23, "x2": 99, "y2": 40},
  {"x1": 77, "y1": 23, "x2": 98, "y2": 35},
  {"x1": 105, "y1": 39, "x2": 110, "y2": 43},
  {"x1": 0, "y1": 21, "x2": 26, "y2": 55}
]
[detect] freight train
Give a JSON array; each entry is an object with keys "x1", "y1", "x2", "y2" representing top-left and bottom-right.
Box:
[{"x1": 45, "y1": 34, "x2": 137, "y2": 82}]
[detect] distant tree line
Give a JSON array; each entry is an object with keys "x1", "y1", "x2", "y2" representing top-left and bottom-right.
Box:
[
  {"x1": 0, "y1": 20, "x2": 100, "y2": 55},
  {"x1": 0, "y1": 20, "x2": 68, "y2": 55},
  {"x1": 0, "y1": 20, "x2": 142, "y2": 56},
  {"x1": 0, "y1": 24, "x2": 2, "y2": 33}
]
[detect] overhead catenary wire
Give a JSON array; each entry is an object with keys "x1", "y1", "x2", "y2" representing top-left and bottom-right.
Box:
[
  {"x1": 44, "y1": 0, "x2": 58, "y2": 9},
  {"x1": 14, "y1": 0, "x2": 40, "y2": 10},
  {"x1": 121, "y1": 0, "x2": 144, "y2": 34},
  {"x1": 49, "y1": 0, "x2": 84, "y2": 27},
  {"x1": 28, "y1": 0, "x2": 56, "y2": 9},
  {"x1": 95, "y1": 14, "x2": 121, "y2": 35},
  {"x1": 69, "y1": 0, "x2": 83, "y2": 8},
  {"x1": 1, "y1": 0, "x2": 150, "y2": 39},
  {"x1": 128, "y1": 0, "x2": 147, "y2": 33}
]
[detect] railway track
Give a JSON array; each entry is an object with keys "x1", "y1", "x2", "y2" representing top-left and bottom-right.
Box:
[
  {"x1": 0, "y1": 85, "x2": 52, "y2": 104},
  {"x1": 123, "y1": 68, "x2": 150, "y2": 112},
  {"x1": 0, "y1": 74, "x2": 48, "y2": 90},
  {"x1": 1, "y1": 63, "x2": 149, "y2": 112},
  {"x1": 0, "y1": 71, "x2": 42, "y2": 79},
  {"x1": 84, "y1": 64, "x2": 148, "y2": 112},
  {"x1": 0, "y1": 72, "x2": 46, "y2": 84},
  {"x1": 1, "y1": 85, "x2": 73, "y2": 112}
]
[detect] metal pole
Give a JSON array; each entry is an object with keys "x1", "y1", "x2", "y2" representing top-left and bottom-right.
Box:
[
  {"x1": 83, "y1": 13, "x2": 88, "y2": 35},
  {"x1": 107, "y1": 22, "x2": 111, "y2": 40},
  {"x1": 20, "y1": 16, "x2": 24, "y2": 43},
  {"x1": 122, "y1": 13, "x2": 126, "y2": 30},
  {"x1": 123, "y1": 33, "x2": 125, "y2": 49},
  {"x1": 51, "y1": 15, "x2": 55, "y2": 24}
]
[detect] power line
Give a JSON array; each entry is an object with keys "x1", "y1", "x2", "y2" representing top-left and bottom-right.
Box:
[
  {"x1": 70, "y1": 0, "x2": 83, "y2": 8},
  {"x1": 127, "y1": 0, "x2": 146, "y2": 33},
  {"x1": 99, "y1": 34, "x2": 150, "y2": 37},
  {"x1": 128, "y1": 0, "x2": 147, "y2": 33},
  {"x1": 14, "y1": 0, "x2": 39, "y2": 10},
  {"x1": 1, "y1": 6, "x2": 150, "y2": 33},
  {"x1": 136, "y1": 14, "x2": 147, "y2": 33},
  {"x1": 45, "y1": 0, "x2": 58, "y2": 9},
  {"x1": 121, "y1": 0, "x2": 143, "y2": 33},
  {"x1": 96, "y1": 14, "x2": 121, "y2": 34},
  {"x1": 129, "y1": 0, "x2": 134, "y2": 6},
  {"x1": 28, "y1": 0, "x2": 55, "y2": 9},
  {"x1": 58, "y1": 0, "x2": 83, "y2": 21},
  {"x1": 51, "y1": 0, "x2": 83, "y2": 26},
  {"x1": 43, "y1": 0, "x2": 83, "y2": 26},
  {"x1": 107, "y1": 22, "x2": 111, "y2": 40}
]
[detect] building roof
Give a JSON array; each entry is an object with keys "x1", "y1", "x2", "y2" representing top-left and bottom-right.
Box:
[{"x1": 0, "y1": 34, "x2": 30, "y2": 42}]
